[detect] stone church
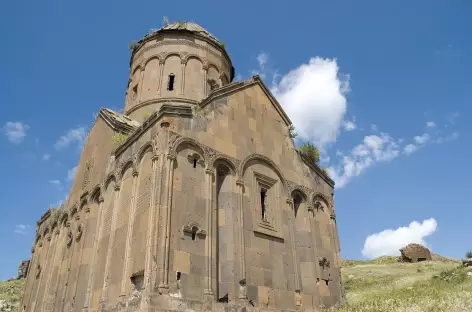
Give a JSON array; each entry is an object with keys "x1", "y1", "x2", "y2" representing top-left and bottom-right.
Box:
[{"x1": 20, "y1": 22, "x2": 344, "y2": 312}]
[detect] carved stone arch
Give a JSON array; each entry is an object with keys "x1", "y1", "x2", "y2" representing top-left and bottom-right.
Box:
[
  {"x1": 79, "y1": 199, "x2": 88, "y2": 211},
  {"x1": 69, "y1": 204, "x2": 78, "y2": 217},
  {"x1": 163, "y1": 52, "x2": 183, "y2": 63},
  {"x1": 60, "y1": 212, "x2": 69, "y2": 226},
  {"x1": 157, "y1": 53, "x2": 167, "y2": 65},
  {"x1": 291, "y1": 188, "x2": 308, "y2": 202},
  {"x1": 104, "y1": 173, "x2": 117, "y2": 191},
  {"x1": 312, "y1": 192, "x2": 331, "y2": 214},
  {"x1": 207, "y1": 63, "x2": 220, "y2": 73},
  {"x1": 212, "y1": 156, "x2": 237, "y2": 176},
  {"x1": 182, "y1": 54, "x2": 204, "y2": 66},
  {"x1": 119, "y1": 159, "x2": 136, "y2": 178},
  {"x1": 144, "y1": 55, "x2": 162, "y2": 67},
  {"x1": 89, "y1": 184, "x2": 102, "y2": 204},
  {"x1": 131, "y1": 65, "x2": 142, "y2": 75},
  {"x1": 137, "y1": 141, "x2": 154, "y2": 164},
  {"x1": 42, "y1": 226, "x2": 50, "y2": 238},
  {"x1": 171, "y1": 137, "x2": 208, "y2": 164},
  {"x1": 239, "y1": 153, "x2": 289, "y2": 195},
  {"x1": 182, "y1": 222, "x2": 207, "y2": 239}
]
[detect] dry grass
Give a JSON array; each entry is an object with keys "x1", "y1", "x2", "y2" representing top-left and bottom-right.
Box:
[
  {"x1": 0, "y1": 278, "x2": 25, "y2": 310},
  {"x1": 331, "y1": 258, "x2": 472, "y2": 312}
]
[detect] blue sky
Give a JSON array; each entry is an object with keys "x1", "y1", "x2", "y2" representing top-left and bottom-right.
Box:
[{"x1": 0, "y1": 0, "x2": 470, "y2": 280}]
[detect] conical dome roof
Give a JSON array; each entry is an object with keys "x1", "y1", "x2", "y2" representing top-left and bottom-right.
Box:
[{"x1": 158, "y1": 21, "x2": 221, "y2": 45}]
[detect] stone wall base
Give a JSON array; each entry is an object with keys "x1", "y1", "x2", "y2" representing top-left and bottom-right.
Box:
[{"x1": 97, "y1": 294, "x2": 328, "y2": 312}]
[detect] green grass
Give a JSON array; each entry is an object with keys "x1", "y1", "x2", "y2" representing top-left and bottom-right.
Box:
[
  {"x1": 0, "y1": 278, "x2": 25, "y2": 310},
  {"x1": 331, "y1": 258, "x2": 472, "y2": 312}
]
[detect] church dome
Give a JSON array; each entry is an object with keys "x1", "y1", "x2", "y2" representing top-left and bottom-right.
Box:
[{"x1": 158, "y1": 22, "x2": 221, "y2": 45}]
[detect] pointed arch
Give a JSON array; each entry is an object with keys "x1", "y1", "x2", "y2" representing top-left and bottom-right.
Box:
[
  {"x1": 104, "y1": 173, "x2": 116, "y2": 191},
  {"x1": 119, "y1": 159, "x2": 136, "y2": 178},
  {"x1": 239, "y1": 153, "x2": 288, "y2": 195},
  {"x1": 171, "y1": 137, "x2": 207, "y2": 163},
  {"x1": 137, "y1": 142, "x2": 154, "y2": 164},
  {"x1": 212, "y1": 156, "x2": 237, "y2": 175}
]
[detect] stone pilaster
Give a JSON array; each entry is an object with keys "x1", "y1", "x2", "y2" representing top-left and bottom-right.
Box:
[
  {"x1": 141, "y1": 154, "x2": 159, "y2": 309},
  {"x1": 308, "y1": 206, "x2": 321, "y2": 278},
  {"x1": 180, "y1": 60, "x2": 186, "y2": 95},
  {"x1": 138, "y1": 65, "x2": 145, "y2": 103},
  {"x1": 51, "y1": 220, "x2": 71, "y2": 311},
  {"x1": 99, "y1": 184, "x2": 121, "y2": 308},
  {"x1": 236, "y1": 179, "x2": 247, "y2": 299},
  {"x1": 157, "y1": 60, "x2": 165, "y2": 95},
  {"x1": 30, "y1": 234, "x2": 52, "y2": 312},
  {"x1": 59, "y1": 214, "x2": 81, "y2": 311},
  {"x1": 70, "y1": 208, "x2": 90, "y2": 311},
  {"x1": 82, "y1": 196, "x2": 105, "y2": 312},
  {"x1": 40, "y1": 229, "x2": 60, "y2": 311},
  {"x1": 204, "y1": 168, "x2": 215, "y2": 296},
  {"x1": 158, "y1": 153, "x2": 175, "y2": 292},
  {"x1": 202, "y1": 64, "x2": 208, "y2": 97},
  {"x1": 286, "y1": 197, "x2": 302, "y2": 305},
  {"x1": 119, "y1": 170, "x2": 140, "y2": 305}
]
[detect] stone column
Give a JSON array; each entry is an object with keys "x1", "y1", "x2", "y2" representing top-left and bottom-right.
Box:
[
  {"x1": 30, "y1": 233, "x2": 52, "y2": 312},
  {"x1": 82, "y1": 196, "x2": 105, "y2": 312},
  {"x1": 99, "y1": 184, "x2": 122, "y2": 308},
  {"x1": 204, "y1": 168, "x2": 215, "y2": 296},
  {"x1": 236, "y1": 179, "x2": 247, "y2": 299},
  {"x1": 138, "y1": 66, "x2": 145, "y2": 103},
  {"x1": 157, "y1": 60, "x2": 165, "y2": 95},
  {"x1": 70, "y1": 208, "x2": 91, "y2": 310},
  {"x1": 49, "y1": 221, "x2": 70, "y2": 311},
  {"x1": 286, "y1": 198, "x2": 302, "y2": 304},
  {"x1": 180, "y1": 60, "x2": 186, "y2": 95},
  {"x1": 202, "y1": 65, "x2": 208, "y2": 98},
  {"x1": 307, "y1": 206, "x2": 321, "y2": 278},
  {"x1": 141, "y1": 154, "x2": 159, "y2": 309},
  {"x1": 59, "y1": 214, "x2": 81, "y2": 311},
  {"x1": 158, "y1": 154, "x2": 175, "y2": 292},
  {"x1": 40, "y1": 228, "x2": 60, "y2": 311},
  {"x1": 119, "y1": 171, "x2": 140, "y2": 305}
]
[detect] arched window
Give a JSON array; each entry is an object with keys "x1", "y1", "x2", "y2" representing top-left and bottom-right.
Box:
[{"x1": 168, "y1": 74, "x2": 175, "y2": 91}]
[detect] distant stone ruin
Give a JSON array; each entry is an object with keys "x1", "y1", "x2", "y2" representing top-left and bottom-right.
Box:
[
  {"x1": 399, "y1": 243, "x2": 432, "y2": 262},
  {"x1": 17, "y1": 260, "x2": 30, "y2": 279}
]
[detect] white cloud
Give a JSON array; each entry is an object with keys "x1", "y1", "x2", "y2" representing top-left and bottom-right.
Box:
[
  {"x1": 43, "y1": 154, "x2": 51, "y2": 161},
  {"x1": 67, "y1": 166, "x2": 77, "y2": 182},
  {"x1": 343, "y1": 119, "x2": 357, "y2": 131},
  {"x1": 271, "y1": 57, "x2": 350, "y2": 147},
  {"x1": 49, "y1": 179, "x2": 61, "y2": 185},
  {"x1": 403, "y1": 144, "x2": 417, "y2": 155},
  {"x1": 371, "y1": 124, "x2": 378, "y2": 132},
  {"x1": 257, "y1": 52, "x2": 268, "y2": 69},
  {"x1": 3, "y1": 122, "x2": 29, "y2": 144},
  {"x1": 362, "y1": 218, "x2": 437, "y2": 259},
  {"x1": 414, "y1": 133, "x2": 430, "y2": 145},
  {"x1": 54, "y1": 126, "x2": 87, "y2": 150},
  {"x1": 14, "y1": 224, "x2": 31, "y2": 235},
  {"x1": 328, "y1": 133, "x2": 400, "y2": 188},
  {"x1": 426, "y1": 121, "x2": 436, "y2": 128}
]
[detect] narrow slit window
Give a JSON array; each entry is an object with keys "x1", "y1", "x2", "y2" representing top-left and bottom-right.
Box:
[
  {"x1": 191, "y1": 227, "x2": 197, "y2": 241},
  {"x1": 260, "y1": 189, "x2": 267, "y2": 221},
  {"x1": 168, "y1": 74, "x2": 175, "y2": 91},
  {"x1": 193, "y1": 158, "x2": 197, "y2": 168},
  {"x1": 176, "y1": 271, "x2": 181, "y2": 280}
]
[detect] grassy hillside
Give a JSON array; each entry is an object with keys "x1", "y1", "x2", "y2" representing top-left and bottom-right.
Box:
[
  {"x1": 0, "y1": 278, "x2": 24, "y2": 311},
  {"x1": 0, "y1": 257, "x2": 470, "y2": 312},
  {"x1": 332, "y1": 256, "x2": 472, "y2": 312}
]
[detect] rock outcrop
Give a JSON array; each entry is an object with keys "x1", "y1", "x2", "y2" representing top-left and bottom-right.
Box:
[
  {"x1": 399, "y1": 243, "x2": 432, "y2": 262},
  {"x1": 17, "y1": 260, "x2": 29, "y2": 279}
]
